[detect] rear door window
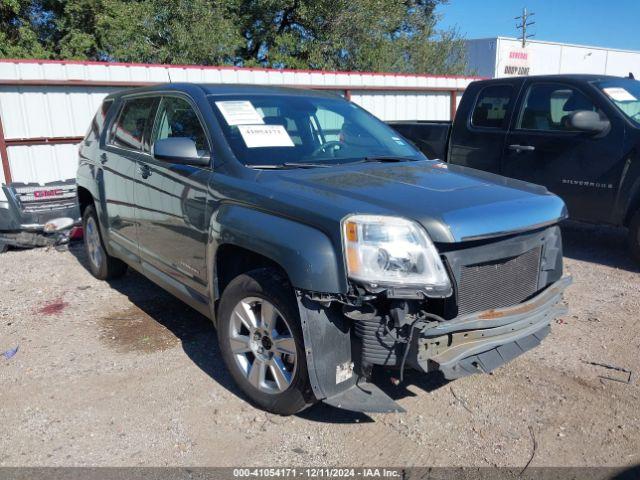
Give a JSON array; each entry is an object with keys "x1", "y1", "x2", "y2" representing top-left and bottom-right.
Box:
[
  {"x1": 108, "y1": 97, "x2": 156, "y2": 151},
  {"x1": 471, "y1": 85, "x2": 515, "y2": 129}
]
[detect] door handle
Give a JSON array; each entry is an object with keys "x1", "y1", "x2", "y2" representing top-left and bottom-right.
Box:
[
  {"x1": 508, "y1": 144, "x2": 536, "y2": 152},
  {"x1": 138, "y1": 164, "x2": 151, "y2": 179},
  {"x1": 99, "y1": 153, "x2": 108, "y2": 164}
]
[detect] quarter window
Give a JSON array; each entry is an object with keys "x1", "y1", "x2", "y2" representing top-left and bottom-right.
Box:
[
  {"x1": 471, "y1": 85, "x2": 514, "y2": 129},
  {"x1": 517, "y1": 83, "x2": 598, "y2": 131},
  {"x1": 152, "y1": 97, "x2": 209, "y2": 153},
  {"x1": 109, "y1": 97, "x2": 156, "y2": 151}
]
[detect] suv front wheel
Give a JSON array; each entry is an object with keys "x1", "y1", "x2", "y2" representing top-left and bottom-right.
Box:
[
  {"x1": 82, "y1": 205, "x2": 127, "y2": 280},
  {"x1": 217, "y1": 268, "x2": 315, "y2": 415}
]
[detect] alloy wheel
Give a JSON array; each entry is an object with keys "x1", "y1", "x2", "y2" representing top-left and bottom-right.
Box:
[
  {"x1": 228, "y1": 297, "x2": 297, "y2": 394},
  {"x1": 85, "y1": 216, "x2": 103, "y2": 269}
]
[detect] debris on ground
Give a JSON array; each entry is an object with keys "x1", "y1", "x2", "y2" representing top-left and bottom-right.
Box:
[
  {"x1": 2, "y1": 346, "x2": 19, "y2": 360},
  {"x1": 520, "y1": 426, "x2": 538, "y2": 475},
  {"x1": 583, "y1": 360, "x2": 633, "y2": 384}
]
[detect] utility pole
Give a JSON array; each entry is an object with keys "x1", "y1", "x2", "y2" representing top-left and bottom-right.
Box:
[{"x1": 515, "y1": 7, "x2": 535, "y2": 48}]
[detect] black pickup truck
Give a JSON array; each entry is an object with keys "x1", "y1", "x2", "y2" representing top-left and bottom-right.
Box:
[{"x1": 390, "y1": 75, "x2": 640, "y2": 262}]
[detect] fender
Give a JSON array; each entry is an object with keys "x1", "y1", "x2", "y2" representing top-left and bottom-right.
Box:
[
  {"x1": 208, "y1": 203, "x2": 347, "y2": 302},
  {"x1": 207, "y1": 204, "x2": 361, "y2": 403}
]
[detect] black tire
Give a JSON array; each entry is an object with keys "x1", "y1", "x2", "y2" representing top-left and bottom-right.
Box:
[
  {"x1": 0, "y1": 240, "x2": 8, "y2": 253},
  {"x1": 217, "y1": 268, "x2": 316, "y2": 415},
  {"x1": 82, "y1": 205, "x2": 127, "y2": 280},
  {"x1": 628, "y1": 210, "x2": 640, "y2": 264}
]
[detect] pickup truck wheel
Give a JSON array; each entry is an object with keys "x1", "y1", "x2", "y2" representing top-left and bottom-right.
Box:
[
  {"x1": 217, "y1": 268, "x2": 315, "y2": 415},
  {"x1": 82, "y1": 205, "x2": 127, "y2": 280},
  {"x1": 629, "y1": 210, "x2": 640, "y2": 264}
]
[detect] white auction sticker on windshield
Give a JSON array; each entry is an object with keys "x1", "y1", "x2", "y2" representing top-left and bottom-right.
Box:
[
  {"x1": 603, "y1": 87, "x2": 637, "y2": 102},
  {"x1": 215, "y1": 101, "x2": 264, "y2": 125},
  {"x1": 238, "y1": 125, "x2": 295, "y2": 148}
]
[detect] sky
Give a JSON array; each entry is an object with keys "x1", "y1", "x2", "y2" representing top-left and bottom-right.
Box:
[{"x1": 437, "y1": 0, "x2": 640, "y2": 51}]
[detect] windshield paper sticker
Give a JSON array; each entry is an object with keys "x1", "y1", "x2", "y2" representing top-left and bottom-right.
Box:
[
  {"x1": 215, "y1": 101, "x2": 265, "y2": 125},
  {"x1": 238, "y1": 125, "x2": 295, "y2": 148},
  {"x1": 603, "y1": 87, "x2": 637, "y2": 102}
]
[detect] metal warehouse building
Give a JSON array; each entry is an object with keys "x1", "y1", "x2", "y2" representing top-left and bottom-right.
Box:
[
  {"x1": 0, "y1": 59, "x2": 478, "y2": 192},
  {"x1": 466, "y1": 37, "x2": 640, "y2": 79}
]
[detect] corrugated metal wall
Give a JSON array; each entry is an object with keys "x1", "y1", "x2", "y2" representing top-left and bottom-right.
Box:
[
  {"x1": 350, "y1": 91, "x2": 452, "y2": 121},
  {"x1": 0, "y1": 59, "x2": 478, "y2": 186},
  {"x1": 0, "y1": 86, "x2": 114, "y2": 139}
]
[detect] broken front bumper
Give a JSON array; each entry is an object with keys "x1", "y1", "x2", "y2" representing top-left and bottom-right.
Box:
[
  {"x1": 0, "y1": 181, "x2": 80, "y2": 248},
  {"x1": 416, "y1": 276, "x2": 572, "y2": 379}
]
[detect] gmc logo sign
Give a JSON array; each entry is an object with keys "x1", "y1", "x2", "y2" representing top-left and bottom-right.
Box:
[{"x1": 34, "y1": 189, "x2": 63, "y2": 199}]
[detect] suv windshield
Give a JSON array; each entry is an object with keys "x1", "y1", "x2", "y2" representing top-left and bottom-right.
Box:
[
  {"x1": 209, "y1": 94, "x2": 425, "y2": 167},
  {"x1": 596, "y1": 78, "x2": 640, "y2": 125}
]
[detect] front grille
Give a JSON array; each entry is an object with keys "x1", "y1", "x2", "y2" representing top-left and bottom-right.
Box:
[
  {"x1": 457, "y1": 247, "x2": 541, "y2": 316},
  {"x1": 11, "y1": 184, "x2": 77, "y2": 213}
]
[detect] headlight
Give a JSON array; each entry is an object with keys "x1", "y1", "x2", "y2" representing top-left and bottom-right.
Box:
[{"x1": 342, "y1": 215, "x2": 451, "y2": 294}]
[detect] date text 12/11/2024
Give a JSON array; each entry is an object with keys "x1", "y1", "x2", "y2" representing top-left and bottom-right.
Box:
[{"x1": 232, "y1": 468, "x2": 402, "y2": 478}]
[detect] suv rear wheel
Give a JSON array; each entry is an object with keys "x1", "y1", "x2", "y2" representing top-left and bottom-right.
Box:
[
  {"x1": 629, "y1": 209, "x2": 640, "y2": 264},
  {"x1": 82, "y1": 205, "x2": 127, "y2": 280},
  {"x1": 217, "y1": 268, "x2": 315, "y2": 415}
]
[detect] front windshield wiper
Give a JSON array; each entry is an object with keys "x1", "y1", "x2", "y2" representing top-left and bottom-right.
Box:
[
  {"x1": 361, "y1": 156, "x2": 416, "y2": 163},
  {"x1": 249, "y1": 157, "x2": 415, "y2": 170},
  {"x1": 249, "y1": 162, "x2": 333, "y2": 170},
  {"x1": 283, "y1": 162, "x2": 333, "y2": 168}
]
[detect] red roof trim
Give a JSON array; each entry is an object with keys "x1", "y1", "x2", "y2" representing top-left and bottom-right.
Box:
[{"x1": 0, "y1": 58, "x2": 482, "y2": 81}]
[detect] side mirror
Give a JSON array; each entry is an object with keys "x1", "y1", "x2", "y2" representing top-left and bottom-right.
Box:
[
  {"x1": 152, "y1": 137, "x2": 210, "y2": 166},
  {"x1": 569, "y1": 110, "x2": 610, "y2": 134}
]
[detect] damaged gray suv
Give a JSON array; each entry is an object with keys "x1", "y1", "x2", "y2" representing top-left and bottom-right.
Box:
[{"x1": 77, "y1": 84, "x2": 571, "y2": 415}]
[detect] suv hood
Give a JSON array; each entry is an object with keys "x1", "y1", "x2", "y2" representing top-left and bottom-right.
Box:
[{"x1": 263, "y1": 160, "x2": 567, "y2": 243}]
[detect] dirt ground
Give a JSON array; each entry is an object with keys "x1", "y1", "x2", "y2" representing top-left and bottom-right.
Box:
[{"x1": 0, "y1": 222, "x2": 639, "y2": 468}]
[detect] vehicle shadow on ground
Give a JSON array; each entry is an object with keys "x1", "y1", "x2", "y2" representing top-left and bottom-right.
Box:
[
  {"x1": 561, "y1": 221, "x2": 639, "y2": 273},
  {"x1": 68, "y1": 243, "x2": 243, "y2": 397},
  {"x1": 69, "y1": 242, "x2": 450, "y2": 424}
]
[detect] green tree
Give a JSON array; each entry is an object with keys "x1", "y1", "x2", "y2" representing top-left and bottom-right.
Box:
[
  {"x1": 96, "y1": 0, "x2": 243, "y2": 65},
  {"x1": 234, "y1": 0, "x2": 466, "y2": 74},
  {"x1": 0, "y1": 0, "x2": 50, "y2": 58},
  {"x1": 0, "y1": 0, "x2": 467, "y2": 75}
]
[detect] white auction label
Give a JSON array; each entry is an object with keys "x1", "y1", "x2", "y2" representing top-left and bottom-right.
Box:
[
  {"x1": 603, "y1": 87, "x2": 637, "y2": 102},
  {"x1": 238, "y1": 125, "x2": 295, "y2": 148},
  {"x1": 215, "y1": 100, "x2": 264, "y2": 125}
]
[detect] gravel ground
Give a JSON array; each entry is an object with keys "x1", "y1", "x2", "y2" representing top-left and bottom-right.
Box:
[{"x1": 0, "y1": 223, "x2": 639, "y2": 467}]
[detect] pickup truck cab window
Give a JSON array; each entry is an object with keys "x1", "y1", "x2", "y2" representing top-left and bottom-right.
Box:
[
  {"x1": 210, "y1": 94, "x2": 424, "y2": 167},
  {"x1": 108, "y1": 97, "x2": 156, "y2": 152},
  {"x1": 471, "y1": 85, "x2": 514, "y2": 129},
  {"x1": 516, "y1": 83, "x2": 599, "y2": 131}
]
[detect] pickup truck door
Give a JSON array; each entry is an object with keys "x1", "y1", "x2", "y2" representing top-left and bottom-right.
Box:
[
  {"x1": 100, "y1": 96, "x2": 157, "y2": 262},
  {"x1": 134, "y1": 95, "x2": 211, "y2": 298},
  {"x1": 501, "y1": 80, "x2": 625, "y2": 223},
  {"x1": 449, "y1": 83, "x2": 519, "y2": 174}
]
